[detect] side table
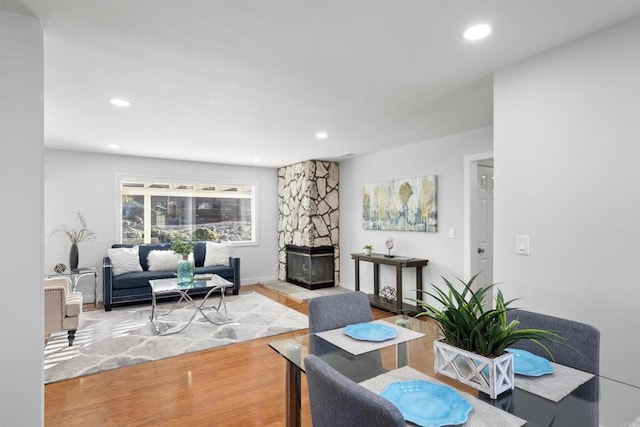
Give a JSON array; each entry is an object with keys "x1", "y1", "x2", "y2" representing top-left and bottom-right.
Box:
[
  {"x1": 351, "y1": 253, "x2": 428, "y2": 313},
  {"x1": 45, "y1": 267, "x2": 98, "y2": 308}
]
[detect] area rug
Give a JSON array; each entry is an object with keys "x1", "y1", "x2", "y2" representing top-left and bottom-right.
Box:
[
  {"x1": 258, "y1": 280, "x2": 352, "y2": 302},
  {"x1": 43, "y1": 291, "x2": 308, "y2": 384}
]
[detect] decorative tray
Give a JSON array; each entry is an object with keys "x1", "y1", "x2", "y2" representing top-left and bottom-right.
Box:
[
  {"x1": 343, "y1": 322, "x2": 397, "y2": 342},
  {"x1": 380, "y1": 380, "x2": 472, "y2": 427},
  {"x1": 507, "y1": 348, "x2": 554, "y2": 376}
]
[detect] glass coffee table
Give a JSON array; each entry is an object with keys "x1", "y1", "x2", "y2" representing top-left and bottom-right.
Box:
[{"x1": 148, "y1": 275, "x2": 234, "y2": 335}]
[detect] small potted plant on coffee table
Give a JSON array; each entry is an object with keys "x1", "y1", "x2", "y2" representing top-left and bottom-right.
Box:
[
  {"x1": 412, "y1": 274, "x2": 561, "y2": 398},
  {"x1": 363, "y1": 244, "x2": 373, "y2": 256}
]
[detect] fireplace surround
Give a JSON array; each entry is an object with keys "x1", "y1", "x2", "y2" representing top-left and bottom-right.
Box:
[
  {"x1": 277, "y1": 160, "x2": 340, "y2": 287},
  {"x1": 286, "y1": 245, "x2": 334, "y2": 290}
]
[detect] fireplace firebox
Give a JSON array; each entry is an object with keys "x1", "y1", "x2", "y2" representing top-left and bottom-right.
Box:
[{"x1": 286, "y1": 245, "x2": 334, "y2": 290}]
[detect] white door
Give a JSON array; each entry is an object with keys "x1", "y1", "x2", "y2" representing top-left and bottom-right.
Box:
[{"x1": 471, "y1": 164, "x2": 494, "y2": 289}]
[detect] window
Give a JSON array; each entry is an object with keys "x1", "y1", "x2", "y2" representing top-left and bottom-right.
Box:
[{"x1": 120, "y1": 178, "x2": 255, "y2": 244}]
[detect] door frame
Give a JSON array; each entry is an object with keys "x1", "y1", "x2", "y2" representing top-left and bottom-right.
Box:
[{"x1": 463, "y1": 151, "x2": 494, "y2": 281}]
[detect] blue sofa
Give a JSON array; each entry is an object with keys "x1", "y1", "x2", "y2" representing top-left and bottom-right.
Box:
[{"x1": 102, "y1": 242, "x2": 240, "y2": 311}]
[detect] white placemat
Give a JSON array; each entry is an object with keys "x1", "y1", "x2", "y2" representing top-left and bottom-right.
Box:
[
  {"x1": 315, "y1": 320, "x2": 425, "y2": 355},
  {"x1": 360, "y1": 366, "x2": 526, "y2": 427},
  {"x1": 515, "y1": 362, "x2": 594, "y2": 402}
]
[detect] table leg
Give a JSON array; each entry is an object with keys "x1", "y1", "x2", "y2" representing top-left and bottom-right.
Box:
[
  {"x1": 150, "y1": 292, "x2": 158, "y2": 332},
  {"x1": 285, "y1": 360, "x2": 302, "y2": 427},
  {"x1": 94, "y1": 270, "x2": 98, "y2": 308},
  {"x1": 354, "y1": 258, "x2": 360, "y2": 291},
  {"x1": 153, "y1": 290, "x2": 199, "y2": 335},
  {"x1": 395, "y1": 266, "x2": 403, "y2": 312},
  {"x1": 373, "y1": 263, "x2": 380, "y2": 296},
  {"x1": 199, "y1": 286, "x2": 233, "y2": 324},
  {"x1": 72, "y1": 273, "x2": 79, "y2": 292},
  {"x1": 416, "y1": 266, "x2": 424, "y2": 311},
  {"x1": 397, "y1": 342, "x2": 409, "y2": 368}
]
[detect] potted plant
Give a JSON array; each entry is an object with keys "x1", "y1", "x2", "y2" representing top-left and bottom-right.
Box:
[
  {"x1": 412, "y1": 274, "x2": 561, "y2": 398},
  {"x1": 171, "y1": 233, "x2": 195, "y2": 286},
  {"x1": 53, "y1": 211, "x2": 97, "y2": 271},
  {"x1": 362, "y1": 244, "x2": 373, "y2": 255}
]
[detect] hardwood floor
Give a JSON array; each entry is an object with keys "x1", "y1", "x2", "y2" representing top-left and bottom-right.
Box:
[{"x1": 45, "y1": 285, "x2": 390, "y2": 426}]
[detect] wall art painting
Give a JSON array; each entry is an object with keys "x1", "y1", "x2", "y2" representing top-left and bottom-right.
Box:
[{"x1": 362, "y1": 175, "x2": 437, "y2": 232}]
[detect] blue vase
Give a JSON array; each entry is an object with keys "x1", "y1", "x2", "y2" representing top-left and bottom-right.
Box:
[{"x1": 177, "y1": 257, "x2": 194, "y2": 286}]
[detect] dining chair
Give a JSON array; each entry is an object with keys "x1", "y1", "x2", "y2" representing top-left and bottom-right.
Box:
[
  {"x1": 304, "y1": 354, "x2": 405, "y2": 427},
  {"x1": 507, "y1": 309, "x2": 600, "y2": 375},
  {"x1": 307, "y1": 291, "x2": 385, "y2": 382},
  {"x1": 308, "y1": 291, "x2": 373, "y2": 333},
  {"x1": 507, "y1": 309, "x2": 600, "y2": 427}
]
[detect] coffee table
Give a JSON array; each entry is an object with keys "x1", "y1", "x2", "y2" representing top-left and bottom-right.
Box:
[{"x1": 148, "y1": 275, "x2": 234, "y2": 335}]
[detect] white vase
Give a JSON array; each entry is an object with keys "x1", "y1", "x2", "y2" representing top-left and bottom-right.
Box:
[
  {"x1": 433, "y1": 339, "x2": 514, "y2": 399},
  {"x1": 364, "y1": 248, "x2": 372, "y2": 255}
]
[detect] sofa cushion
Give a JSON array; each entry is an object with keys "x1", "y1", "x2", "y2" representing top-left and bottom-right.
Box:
[
  {"x1": 193, "y1": 241, "x2": 206, "y2": 267},
  {"x1": 194, "y1": 265, "x2": 234, "y2": 281},
  {"x1": 111, "y1": 243, "x2": 172, "y2": 271},
  {"x1": 137, "y1": 243, "x2": 172, "y2": 270},
  {"x1": 147, "y1": 250, "x2": 181, "y2": 271},
  {"x1": 108, "y1": 247, "x2": 143, "y2": 276},
  {"x1": 112, "y1": 270, "x2": 175, "y2": 290},
  {"x1": 204, "y1": 242, "x2": 231, "y2": 266}
]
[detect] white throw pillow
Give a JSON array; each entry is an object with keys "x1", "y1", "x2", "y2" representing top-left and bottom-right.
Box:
[
  {"x1": 108, "y1": 246, "x2": 143, "y2": 276},
  {"x1": 147, "y1": 250, "x2": 181, "y2": 271},
  {"x1": 204, "y1": 242, "x2": 231, "y2": 266}
]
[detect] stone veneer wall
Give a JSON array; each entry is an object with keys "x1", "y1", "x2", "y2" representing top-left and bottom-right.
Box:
[{"x1": 277, "y1": 160, "x2": 339, "y2": 284}]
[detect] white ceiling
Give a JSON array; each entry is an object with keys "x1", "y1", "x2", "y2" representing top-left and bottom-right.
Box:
[{"x1": 4, "y1": 1, "x2": 640, "y2": 167}]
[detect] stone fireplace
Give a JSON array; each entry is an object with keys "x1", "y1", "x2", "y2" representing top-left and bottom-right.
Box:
[{"x1": 277, "y1": 160, "x2": 339, "y2": 288}]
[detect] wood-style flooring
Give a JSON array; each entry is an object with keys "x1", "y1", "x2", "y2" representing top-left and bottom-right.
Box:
[{"x1": 45, "y1": 285, "x2": 390, "y2": 426}]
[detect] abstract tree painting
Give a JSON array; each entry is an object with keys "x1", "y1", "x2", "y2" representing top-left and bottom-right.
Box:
[{"x1": 362, "y1": 176, "x2": 437, "y2": 232}]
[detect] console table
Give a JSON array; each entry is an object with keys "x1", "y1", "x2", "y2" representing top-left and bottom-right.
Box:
[{"x1": 351, "y1": 253, "x2": 428, "y2": 313}]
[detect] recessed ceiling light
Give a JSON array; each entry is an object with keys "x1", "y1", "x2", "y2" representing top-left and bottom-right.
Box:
[
  {"x1": 108, "y1": 144, "x2": 120, "y2": 149},
  {"x1": 315, "y1": 131, "x2": 329, "y2": 140},
  {"x1": 463, "y1": 24, "x2": 492, "y2": 41},
  {"x1": 110, "y1": 98, "x2": 131, "y2": 107}
]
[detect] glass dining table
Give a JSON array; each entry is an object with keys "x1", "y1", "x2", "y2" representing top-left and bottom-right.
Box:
[{"x1": 268, "y1": 315, "x2": 640, "y2": 427}]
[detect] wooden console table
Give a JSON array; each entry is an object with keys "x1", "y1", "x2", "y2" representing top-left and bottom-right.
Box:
[{"x1": 351, "y1": 253, "x2": 429, "y2": 313}]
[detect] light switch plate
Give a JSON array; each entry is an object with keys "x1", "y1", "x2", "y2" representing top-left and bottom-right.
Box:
[
  {"x1": 449, "y1": 227, "x2": 456, "y2": 239},
  {"x1": 516, "y1": 235, "x2": 530, "y2": 255}
]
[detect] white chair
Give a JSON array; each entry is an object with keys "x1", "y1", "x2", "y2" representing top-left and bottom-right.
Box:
[{"x1": 44, "y1": 277, "x2": 83, "y2": 346}]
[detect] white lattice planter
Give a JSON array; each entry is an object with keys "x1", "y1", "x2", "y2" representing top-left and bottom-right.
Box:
[{"x1": 433, "y1": 339, "x2": 515, "y2": 399}]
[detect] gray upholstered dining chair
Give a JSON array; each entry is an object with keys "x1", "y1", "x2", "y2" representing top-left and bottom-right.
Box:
[
  {"x1": 307, "y1": 291, "x2": 385, "y2": 382},
  {"x1": 305, "y1": 354, "x2": 405, "y2": 427},
  {"x1": 507, "y1": 309, "x2": 600, "y2": 375},
  {"x1": 507, "y1": 310, "x2": 600, "y2": 426},
  {"x1": 308, "y1": 291, "x2": 373, "y2": 333}
]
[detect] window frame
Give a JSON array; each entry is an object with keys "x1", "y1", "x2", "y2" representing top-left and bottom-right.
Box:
[{"x1": 116, "y1": 174, "x2": 258, "y2": 246}]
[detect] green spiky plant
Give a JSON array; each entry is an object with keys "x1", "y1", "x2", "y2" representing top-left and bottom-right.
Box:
[{"x1": 412, "y1": 274, "x2": 562, "y2": 358}]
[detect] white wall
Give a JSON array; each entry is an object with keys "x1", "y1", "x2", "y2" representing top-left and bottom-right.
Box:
[
  {"x1": 44, "y1": 149, "x2": 280, "y2": 300},
  {"x1": 494, "y1": 17, "x2": 640, "y2": 386},
  {"x1": 0, "y1": 10, "x2": 44, "y2": 426},
  {"x1": 339, "y1": 127, "x2": 493, "y2": 299}
]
